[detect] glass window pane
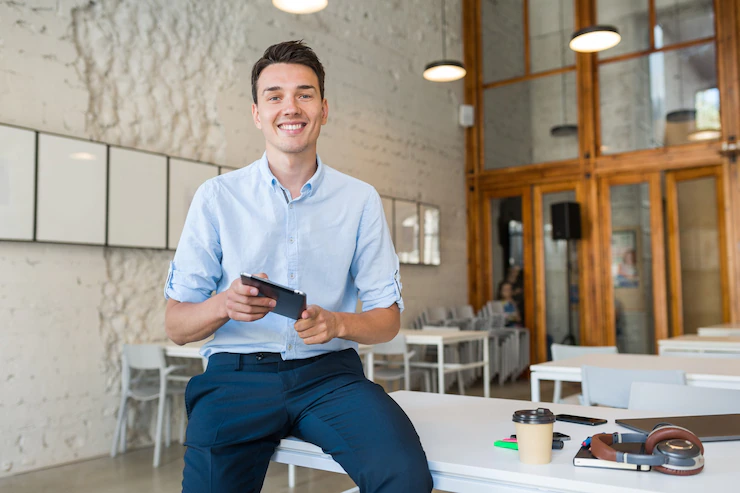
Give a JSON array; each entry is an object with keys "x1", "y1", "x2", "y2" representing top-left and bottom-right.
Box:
[
  {"x1": 394, "y1": 200, "x2": 419, "y2": 264},
  {"x1": 542, "y1": 191, "x2": 579, "y2": 347},
  {"x1": 482, "y1": 0, "x2": 525, "y2": 83},
  {"x1": 675, "y1": 176, "x2": 723, "y2": 333},
  {"x1": 610, "y1": 183, "x2": 654, "y2": 354},
  {"x1": 597, "y1": 0, "x2": 650, "y2": 59},
  {"x1": 599, "y1": 43, "x2": 719, "y2": 154},
  {"x1": 420, "y1": 205, "x2": 440, "y2": 266},
  {"x1": 484, "y1": 72, "x2": 578, "y2": 169},
  {"x1": 655, "y1": 0, "x2": 714, "y2": 49},
  {"x1": 529, "y1": 0, "x2": 575, "y2": 73}
]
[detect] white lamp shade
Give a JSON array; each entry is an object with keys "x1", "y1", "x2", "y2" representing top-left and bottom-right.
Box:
[
  {"x1": 423, "y1": 61, "x2": 467, "y2": 82},
  {"x1": 273, "y1": 0, "x2": 327, "y2": 14},
  {"x1": 569, "y1": 25, "x2": 621, "y2": 53}
]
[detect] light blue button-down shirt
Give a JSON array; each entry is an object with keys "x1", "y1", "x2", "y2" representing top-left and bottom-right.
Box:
[{"x1": 164, "y1": 153, "x2": 403, "y2": 359}]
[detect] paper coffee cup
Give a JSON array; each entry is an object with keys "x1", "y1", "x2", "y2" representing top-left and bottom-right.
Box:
[{"x1": 512, "y1": 408, "x2": 556, "y2": 464}]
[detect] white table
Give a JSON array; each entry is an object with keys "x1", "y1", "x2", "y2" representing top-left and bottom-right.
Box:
[
  {"x1": 658, "y1": 335, "x2": 740, "y2": 358},
  {"x1": 271, "y1": 391, "x2": 740, "y2": 493},
  {"x1": 698, "y1": 323, "x2": 740, "y2": 337},
  {"x1": 402, "y1": 328, "x2": 491, "y2": 398},
  {"x1": 162, "y1": 340, "x2": 375, "y2": 380},
  {"x1": 530, "y1": 353, "x2": 740, "y2": 402}
]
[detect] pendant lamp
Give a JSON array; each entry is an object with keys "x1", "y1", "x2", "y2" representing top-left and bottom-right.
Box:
[
  {"x1": 551, "y1": 0, "x2": 578, "y2": 138},
  {"x1": 569, "y1": 25, "x2": 621, "y2": 53},
  {"x1": 273, "y1": 0, "x2": 327, "y2": 14},
  {"x1": 423, "y1": 0, "x2": 466, "y2": 82},
  {"x1": 664, "y1": 0, "x2": 699, "y2": 145}
]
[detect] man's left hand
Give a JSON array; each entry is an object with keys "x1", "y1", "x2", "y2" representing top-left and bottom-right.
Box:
[{"x1": 293, "y1": 305, "x2": 343, "y2": 345}]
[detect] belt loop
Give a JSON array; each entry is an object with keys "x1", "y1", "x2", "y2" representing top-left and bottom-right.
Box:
[{"x1": 235, "y1": 354, "x2": 243, "y2": 371}]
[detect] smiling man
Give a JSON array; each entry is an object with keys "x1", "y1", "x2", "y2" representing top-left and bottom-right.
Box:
[{"x1": 164, "y1": 41, "x2": 433, "y2": 493}]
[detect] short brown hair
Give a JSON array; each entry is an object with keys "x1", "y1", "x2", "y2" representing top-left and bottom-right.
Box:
[{"x1": 251, "y1": 40, "x2": 325, "y2": 103}]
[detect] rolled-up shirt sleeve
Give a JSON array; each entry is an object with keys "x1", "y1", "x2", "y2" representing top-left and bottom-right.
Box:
[
  {"x1": 351, "y1": 190, "x2": 404, "y2": 313},
  {"x1": 163, "y1": 182, "x2": 222, "y2": 303}
]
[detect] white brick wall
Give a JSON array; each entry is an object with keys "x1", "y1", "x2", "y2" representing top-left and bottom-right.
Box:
[{"x1": 0, "y1": 0, "x2": 466, "y2": 476}]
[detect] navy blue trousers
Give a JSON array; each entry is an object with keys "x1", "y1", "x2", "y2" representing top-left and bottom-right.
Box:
[{"x1": 182, "y1": 348, "x2": 433, "y2": 492}]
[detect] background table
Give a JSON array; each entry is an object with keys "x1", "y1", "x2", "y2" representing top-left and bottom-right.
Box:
[
  {"x1": 658, "y1": 335, "x2": 740, "y2": 358},
  {"x1": 530, "y1": 353, "x2": 740, "y2": 402},
  {"x1": 698, "y1": 323, "x2": 740, "y2": 337},
  {"x1": 272, "y1": 391, "x2": 739, "y2": 493},
  {"x1": 402, "y1": 328, "x2": 491, "y2": 398},
  {"x1": 162, "y1": 339, "x2": 375, "y2": 380}
]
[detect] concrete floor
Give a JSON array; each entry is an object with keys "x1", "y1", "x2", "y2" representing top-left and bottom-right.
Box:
[{"x1": 1, "y1": 379, "x2": 573, "y2": 493}]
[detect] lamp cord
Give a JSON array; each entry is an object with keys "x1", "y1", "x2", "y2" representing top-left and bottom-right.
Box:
[
  {"x1": 558, "y1": 0, "x2": 567, "y2": 124},
  {"x1": 441, "y1": 0, "x2": 447, "y2": 59}
]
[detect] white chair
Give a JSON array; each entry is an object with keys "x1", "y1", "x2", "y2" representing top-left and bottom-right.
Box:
[
  {"x1": 424, "y1": 306, "x2": 449, "y2": 325},
  {"x1": 372, "y1": 333, "x2": 431, "y2": 392},
  {"x1": 628, "y1": 382, "x2": 740, "y2": 414},
  {"x1": 550, "y1": 344, "x2": 618, "y2": 403},
  {"x1": 111, "y1": 344, "x2": 193, "y2": 467},
  {"x1": 581, "y1": 365, "x2": 686, "y2": 408}
]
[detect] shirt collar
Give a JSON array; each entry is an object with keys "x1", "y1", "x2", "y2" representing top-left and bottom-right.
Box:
[{"x1": 258, "y1": 152, "x2": 326, "y2": 198}]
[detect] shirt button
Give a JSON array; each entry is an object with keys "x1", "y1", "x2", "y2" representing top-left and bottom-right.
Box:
[
  {"x1": 289, "y1": 237, "x2": 294, "y2": 243},
  {"x1": 289, "y1": 204, "x2": 293, "y2": 209},
  {"x1": 288, "y1": 345, "x2": 293, "y2": 350},
  {"x1": 290, "y1": 273, "x2": 295, "y2": 279}
]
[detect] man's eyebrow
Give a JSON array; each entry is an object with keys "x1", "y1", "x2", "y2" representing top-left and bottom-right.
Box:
[
  {"x1": 262, "y1": 85, "x2": 317, "y2": 95},
  {"x1": 262, "y1": 86, "x2": 282, "y2": 94}
]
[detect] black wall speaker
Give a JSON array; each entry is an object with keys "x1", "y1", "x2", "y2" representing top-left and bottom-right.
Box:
[{"x1": 551, "y1": 202, "x2": 581, "y2": 240}]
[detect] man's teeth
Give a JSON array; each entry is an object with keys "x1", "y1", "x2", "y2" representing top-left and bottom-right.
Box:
[{"x1": 281, "y1": 124, "x2": 303, "y2": 130}]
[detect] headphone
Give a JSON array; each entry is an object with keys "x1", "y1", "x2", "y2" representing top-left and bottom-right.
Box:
[{"x1": 590, "y1": 424, "x2": 704, "y2": 476}]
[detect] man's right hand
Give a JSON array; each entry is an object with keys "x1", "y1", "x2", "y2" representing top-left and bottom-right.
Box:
[{"x1": 224, "y1": 273, "x2": 276, "y2": 322}]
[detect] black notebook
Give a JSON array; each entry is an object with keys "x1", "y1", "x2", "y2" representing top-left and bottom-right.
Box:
[{"x1": 573, "y1": 443, "x2": 651, "y2": 472}]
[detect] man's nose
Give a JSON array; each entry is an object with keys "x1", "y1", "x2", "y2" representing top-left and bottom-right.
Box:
[{"x1": 282, "y1": 98, "x2": 301, "y2": 115}]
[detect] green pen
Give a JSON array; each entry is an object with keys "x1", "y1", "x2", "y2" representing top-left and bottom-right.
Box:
[{"x1": 494, "y1": 440, "x2": 519, "y2": 450}]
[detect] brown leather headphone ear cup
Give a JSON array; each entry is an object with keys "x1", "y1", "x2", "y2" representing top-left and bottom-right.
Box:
[
  {"x1": 645, "y1": 427, "x2": 704, "y2": 454},
  {"x1": 589, "y1": 434, "x2": 617, "y2": 461},
  {"x1": 654, "y1": 464, "x2": 704, "y2": 476}
]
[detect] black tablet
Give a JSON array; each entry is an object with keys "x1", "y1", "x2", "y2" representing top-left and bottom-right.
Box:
[{"x1": 240, "y1": 273, "x2": 307, "y2": 320}]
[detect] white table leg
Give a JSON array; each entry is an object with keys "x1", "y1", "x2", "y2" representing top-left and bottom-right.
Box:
[
  {"x1": 288, "y1": 463, "x2": 296, "y2": 488},
  {"x1": 530, "y1": 371, "x2": 541, "y2": 402},
  {"x1": 437, "y1": 341, "x2": 445, "y2": 394},
  {"x1": 483, "y1": 335, "x2": 490, "y2": 398},
  {"x1": 365, "y1": 351, "x2": 374, "y2": 381}
]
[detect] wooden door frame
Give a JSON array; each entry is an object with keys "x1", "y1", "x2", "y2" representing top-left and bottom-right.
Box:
[
  {"x1": 665, "y1": 165, "x2": 730, "y2": 336},
  {"x1": 532, "y1": 181, "x2": 585, "y2": 363},
  {"x1": 481, "y1": 187, "x2": 535, "y2": 339},
  {"x1": 597, "y1": 173, "x2": 668, "y2": 351}
]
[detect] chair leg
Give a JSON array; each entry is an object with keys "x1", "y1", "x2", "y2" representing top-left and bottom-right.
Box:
[
  {"x1": 165, "y1": 396, "x2": 172, "y2": 448},
  {"x1": 288, "y1": 464, "x2": 296, "y2": 487},
  {"x1": 119, "y1": 400, "x2": 128, "y2": 454},
  {"x1": 153, "y1": 382, "x2": 167, "y2": 467},
  {"x1": 553, "y1": 380, "x2": 563, "y2": 403},
  {"x1": 423, "y1": 371, "x2": 431, "y2": 392},
  {"x1": 110, "y1": 395, "x2": 127, "y2": 457}
]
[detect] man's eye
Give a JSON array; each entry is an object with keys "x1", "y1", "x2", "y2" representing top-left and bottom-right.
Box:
[
  {"x1": 299, "y1": 94, "x2": 311, "y2": 99},
  {"x1": 268, "y1": 96, "x2": 280, "y2": 101}
]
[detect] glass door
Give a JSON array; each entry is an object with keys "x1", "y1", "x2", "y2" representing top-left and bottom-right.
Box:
[
  {"x1": 482, "y1": 188, "x2": 533, "y2": 339},
  {"x1": 665, "y1": 166, "x2": 729, "y2": 335},
  {"x1": 599, "y1": 173, "x2": 668, "y2": 354},
  {"x1": 533, "y1": 182, "x2": 582, "y2": 362}
]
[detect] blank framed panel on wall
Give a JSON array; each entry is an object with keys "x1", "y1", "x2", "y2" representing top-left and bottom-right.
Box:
[
  {"x1": 108, "y1": 147, "x2": 167, "y2": 248},
  {"x1": 420, "y1": 204, "x2": 441, "y2": 265},
  {"x1": 0, "y1": 124, "x2": 36, "y2": 240},
  {"x1": 394, "y1": 199, "x2": 419, "y2": 264},
  {"x1": 168, "y1": 158, "x2": 219, "y2": 250},
  {"x1": 380, "y1": 196, "x2": 394, "y2": 243},
  {"x1": 36, "y1": 134, "x2": 107, "y2": 244}
]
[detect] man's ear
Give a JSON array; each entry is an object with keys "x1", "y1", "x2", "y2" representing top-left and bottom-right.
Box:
[
  {"x1": 321, "y1": 99, "x2": 329, "y2": 125},
  {"x1": 252, "y1": 103, "x2": 262, "y2": 129}
]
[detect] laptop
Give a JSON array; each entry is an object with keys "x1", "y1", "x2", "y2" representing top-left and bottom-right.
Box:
[{"x1": 616, "y1": 414, "x2": 740, "y2": 442}]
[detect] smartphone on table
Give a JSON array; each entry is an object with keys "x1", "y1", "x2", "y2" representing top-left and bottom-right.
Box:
[
  {"x1": 555, "y1": 414, "x2": 607, "y2": 426},
  {"x1": 240, "y1": 273, "x2": 307, "y2": 320}
]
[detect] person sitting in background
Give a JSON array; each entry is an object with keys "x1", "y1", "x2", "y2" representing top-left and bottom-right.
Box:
[{"x1": 498, "y1": 282, "x2": 521, "y2": 327}]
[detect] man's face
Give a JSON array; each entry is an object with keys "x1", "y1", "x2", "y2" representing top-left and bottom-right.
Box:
[{"x1": 252, "y1": 63, "x2": 328, "y2": 157}]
